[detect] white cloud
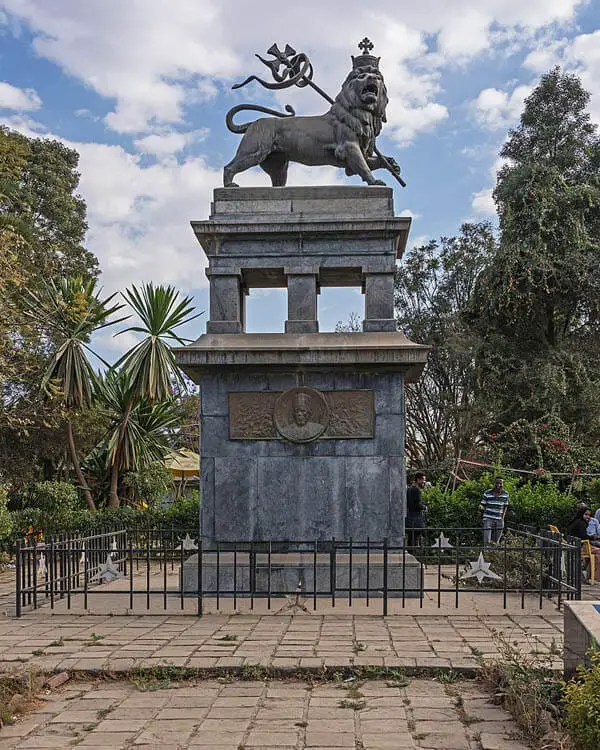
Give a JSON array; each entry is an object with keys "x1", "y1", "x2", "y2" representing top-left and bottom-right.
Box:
[
  {"x1": 472, "y1": 84, "x2": 532, "y2": 130},
  {"x1": 134, "y1": 129, "x2": 209, "y2": 158},
  {"x1": 437, "y1": 10, "x2": 491, "y2": 62},
  {"x1": 471, "y1": 187, "x2": 496, "y2": 216},
  {"x1": 564, "y1": 30, "x2": 600, "y2": 123},
  {"x1": 0, "y1": 0, "x2": 585, "y2": 139},
  {"x1": 523, "y1": 28, "x2": 600, "y2": 124},
  {"x1": 399, "y1": 208, "x2": 421, "y2": 220},
  {"x1": 0, "y1": 81, "x2": 41, "y2": 111},
  {"x1": 93, "y1": 329, "x2": 142, "y2": 360}
]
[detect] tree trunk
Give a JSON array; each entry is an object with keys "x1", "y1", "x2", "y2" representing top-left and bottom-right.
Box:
[
  {"x1": 108, "y1": 395, "x2": 135, "y2": 507},
  {"x1": 108, "y1": 462, "x2": 120, "y2": 507},
  {"x1": 66, "y1": 419, "x2": 96, "y2": 512}
]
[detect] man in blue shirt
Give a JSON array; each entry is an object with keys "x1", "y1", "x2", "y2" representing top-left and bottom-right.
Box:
[
  {"x1": 480, "y1": 477, "x2": 509, "y2": 545},
  {"x1": 586, "y1": 512, "x2": 600, "y2": 545}
]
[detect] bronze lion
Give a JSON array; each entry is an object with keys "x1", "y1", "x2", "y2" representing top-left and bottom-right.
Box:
[{"x1": 223, "y1": 63, "x2": 400, "y2": 187}]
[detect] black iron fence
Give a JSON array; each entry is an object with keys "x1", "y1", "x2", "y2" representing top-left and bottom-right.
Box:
[{"x1": 15, "y1": 525, "x2": 581, "y2": 617}]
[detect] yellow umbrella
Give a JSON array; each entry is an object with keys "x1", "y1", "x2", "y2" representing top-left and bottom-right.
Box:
[{"x1": 164, "y1": 448, "x2": 200, "y2": 478}]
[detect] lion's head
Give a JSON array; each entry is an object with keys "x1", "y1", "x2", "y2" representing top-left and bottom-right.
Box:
[{"x1": 335, "y1": 64, "x2": 388, "y2": 125}]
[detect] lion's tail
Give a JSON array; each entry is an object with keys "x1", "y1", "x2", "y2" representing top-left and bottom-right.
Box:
[{"x1": 225, "y1": 104, "x2": 296, "y2": 134}]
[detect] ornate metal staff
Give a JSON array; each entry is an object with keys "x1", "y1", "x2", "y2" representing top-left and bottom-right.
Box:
[{"x1": 231, "y1": 39, "x2": 406, "y2": 188}]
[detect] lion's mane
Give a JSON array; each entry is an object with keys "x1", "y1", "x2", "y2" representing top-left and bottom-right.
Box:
[{"x1": 329, "y1": 64, "x2": 388, "y2": 157}]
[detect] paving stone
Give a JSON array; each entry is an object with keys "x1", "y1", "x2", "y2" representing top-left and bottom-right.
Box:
[
  {"x1": 305, "y1": 732, "x2": 356, "y2": 746},
  {"x1": 478, "y1": 733, "x2": 529, "y2": 750},
  {"x1": 76, "y1": 732, "x2": 137, "y2": 747},
  {"x1": 414, "y1": 732, "x2": 470, "y2": 749}
]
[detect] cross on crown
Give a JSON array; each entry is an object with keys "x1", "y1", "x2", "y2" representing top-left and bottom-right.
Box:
[
  {"x1": 358, "y1": 38, "x2": 374, "y2": 54},
  {"x1": 352, "y1": 37, "x2": 379, "y2": 70}
]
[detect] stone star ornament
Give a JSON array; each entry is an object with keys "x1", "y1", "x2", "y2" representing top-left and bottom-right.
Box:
[
  {"x1": 431, "y1": 532, "x2": 453, "y2": 549},
  {"x1": 460, "y1": 552, "x2": 502, "y2": 584},
  {"x1": 37, "y1": 552, "x2": 47, "y2": 577},
  {"x1": 176, "y1": 533, "x2": 198, "y2": 551},
  {"x1": 90, "y1": 554, "x2": 125, "y2": 584}
]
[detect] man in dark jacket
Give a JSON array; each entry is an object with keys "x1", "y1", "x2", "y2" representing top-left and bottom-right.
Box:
[{"x1": 406, "y1": 472, "x2": 426, "y2": 548}]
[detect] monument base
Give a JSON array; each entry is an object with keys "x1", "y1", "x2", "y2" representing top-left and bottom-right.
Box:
[{"x1": 181, "y1": 551, "x2": 422, "y2": 599}]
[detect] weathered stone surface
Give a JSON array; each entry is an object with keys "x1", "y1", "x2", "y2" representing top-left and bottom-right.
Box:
[
  {"x1": 191, "y1": 369, "x2": 407, "y2": 544},
  {"x1": 178, "y1": 332, "x2": 429, "y2": 383},
  {"x1": 182, "y1": 552, "x2": 422, "y2": 598},
  {"x1": 229, "y1": 389, "x2": 374, "y2": 441},
  {"x1": 564, "y1": 600, "x2": 600, "y2": 678},
  {"x1": 194, "y1": 186, "x2": 411, "y2": 335},
  {"x1": 173, "y1": 187, "x2": 429, "y2": 565}
]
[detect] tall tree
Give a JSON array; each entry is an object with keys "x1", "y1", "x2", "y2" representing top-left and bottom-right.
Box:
[
  {"x1": 24, "y1": 277, "x2": 125, "y2": 511},
  {"x1": 107, "y1": 284, "x2": 199, "y2": 506},
  {"x1": 96, "y1": 369, "x2": 182, "y2": 506},
  {"x1": 395, "y1": 223, "x2": 495, "y2": 468},
  {"x1": 470, "y1": 68, "x2": 600, "y2": 440},
  {"x1": 0, "y1": 127, "x2": 99, "y2": 492}
]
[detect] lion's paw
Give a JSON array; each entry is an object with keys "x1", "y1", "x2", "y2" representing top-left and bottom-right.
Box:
[{"x1": 371, "y1": 179, "x2": 387, "y2": 186}]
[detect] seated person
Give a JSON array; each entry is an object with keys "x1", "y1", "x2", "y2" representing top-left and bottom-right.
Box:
[
  {"x1": 587, "y1": 510, "x2": 600, "y2": 547},
  {"x1": 567, "y1": 508, "x2": 600, "y2": 571}
]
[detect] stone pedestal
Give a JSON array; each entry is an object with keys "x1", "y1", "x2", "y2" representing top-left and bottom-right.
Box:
[
  {"x1": 181, "y1": 551, "x2": 423, "y2": 599},
  {"x1": 175, "y1": 186, "x2": 429, "y2": 554}
]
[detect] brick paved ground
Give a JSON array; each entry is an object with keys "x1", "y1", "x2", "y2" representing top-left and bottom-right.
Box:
[
  {"x1": 0, "y1": 611, "x2": 563, "y2": 675},
  {"x1": 0, "y1": 676, "x2": 533, "y2": 750}
]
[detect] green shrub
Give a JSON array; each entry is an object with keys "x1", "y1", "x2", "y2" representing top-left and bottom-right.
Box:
[
  {"x1": 163, "y1": 493, "x2": 199, "y2": 528},
  {"x1": 30, "y1": 481, "x2": 80, "y2": 528},
  {"x1": 123, "y1": 462, "x2": 174, "y2": 505},
  {"x1": 563, "y1": 649, "x2": 600, "y2": 749},
  {"x1": 424, "y1": 473, "x2": 577, "y2": 535},
  {"x1": 0, "y1": 485, "x2": 12, "y2": 539}
]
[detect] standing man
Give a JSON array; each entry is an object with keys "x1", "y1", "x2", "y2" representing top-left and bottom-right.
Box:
[
  {"x1": 406, "y1": 472, "x2": 427, "y2": 548},
  {"x1": 480, "y1": 477, "x2": 509, "y2": 545}
]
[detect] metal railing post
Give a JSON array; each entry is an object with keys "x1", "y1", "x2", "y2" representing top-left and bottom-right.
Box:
[
  {"x1": 382, "y1": 537, "x2": 388, "y2": 617},
  {"x1": 15, "y1": 540, "x2": 22, "y2": 618}
]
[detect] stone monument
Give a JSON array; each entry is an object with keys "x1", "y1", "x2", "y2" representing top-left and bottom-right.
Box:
[{"x1": 176, "y1": 41, "x2": 429, "y2": 595}]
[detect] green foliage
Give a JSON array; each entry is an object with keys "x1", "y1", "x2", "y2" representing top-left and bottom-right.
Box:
[
  {"x1": 117, "y1": 283, "x2": 199, "y2": 403},
  {"x1": 5, "y1": 492, "x2": 199, "y2": 544},
  {"x1": 483, "y1": 532, "x2": 547, "y2": 589},
  {"x1": 395, "y1": 222, "x2": 495, "y2": 469},
  {"x1": 563, "y1": 649, "x2": 600, "y2": 749},
  {"x1": 470, "y1": 68, "x2": 600, "y2": 437},
  {"x1": 106, "y1": 283, "x2": 200, "y2": 506},
  {"x1": 123, "y1": 461, "x2": 174, "y2": 505},
  {"x1": 29, "y1": 481, "x2": 80, "y2": 530},
  {"x1": 424, "y1": 473, "x2": 577, "y2": 533},
  {"x1": 0, "y1": 127, "x2": 99, "y2": 494},
  {"x1": 486, "y1": 414, "x2": 597, "y2": 475},
  {"x1": 24, "y1": 277, "x2": 125, "y2": 409},
  {"x1": 96, "y1": 369, "x2": 182, "y2": 473},
  {"x1": 482, "y1": 629, "x2": 560, "y2": 743},
  {"x1": 0, "y1": 485, "x2": 13, "y2": 538}
]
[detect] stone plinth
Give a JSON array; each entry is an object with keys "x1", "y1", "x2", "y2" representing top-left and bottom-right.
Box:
[
  {"x1": 175, "y1": 186, "x2": 429, "y2": 555},
  {"x1": 193, "y1": 186, "x2": 410, "y2": 334},
  {"x1": 181, "y1": 551, "x2": 423, "y2": 599},
  {"x1": 564, "y1": 601, "x2": 600, "y2": 678},
  {"x1": 177, "y1": 334, "x2": 428, "y2": 545}
]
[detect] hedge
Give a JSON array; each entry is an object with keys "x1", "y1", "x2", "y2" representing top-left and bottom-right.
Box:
[{"x1": 424, "y1": 472, "x2": 582, "y2": 534}]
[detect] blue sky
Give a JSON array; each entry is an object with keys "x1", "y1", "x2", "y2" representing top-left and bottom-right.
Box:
[{"x1": 1, "y1": 0, "x2": 600, "y2": 362}]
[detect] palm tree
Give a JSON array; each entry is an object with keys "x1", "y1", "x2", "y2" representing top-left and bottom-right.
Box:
[
  {"x1": 24, "y1": 277, "x2": 126, "y2": 511},
  {"x1": 107, "y1": 283, "x2": 199, "y2": 506},
  {"x1": 96, "y1": 369, "x2": 182, "y2": 504}
]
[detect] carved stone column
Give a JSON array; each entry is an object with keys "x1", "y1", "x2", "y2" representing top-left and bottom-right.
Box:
[
  {"x1": 206, "y1": 270, "x2": 244, "y2": 333},
  {"x1": 285, "y1": 273, "x2": 319, "y2": 333},
  {"x1": 363, "y1": 272, "x2": 396, "y2": 332}
]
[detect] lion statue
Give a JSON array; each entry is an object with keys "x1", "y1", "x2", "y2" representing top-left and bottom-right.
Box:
[{"x1": 223, "y1": 61, "x2": 400, "y2": 187}]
